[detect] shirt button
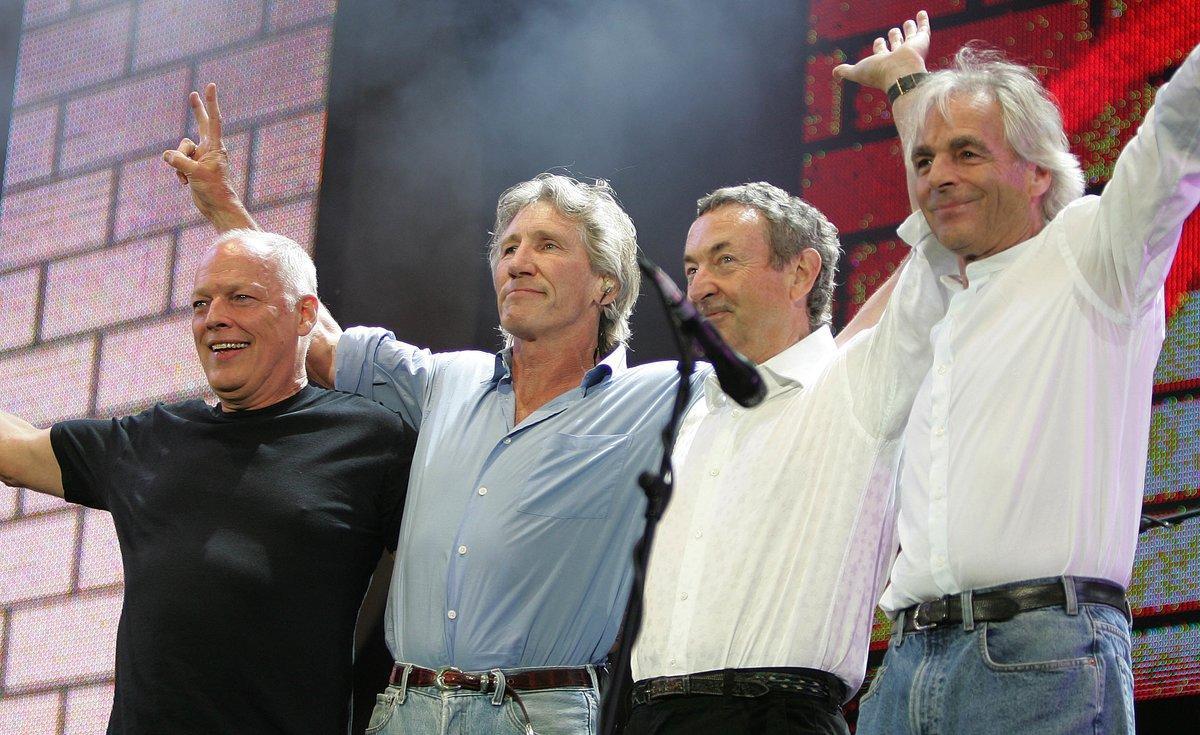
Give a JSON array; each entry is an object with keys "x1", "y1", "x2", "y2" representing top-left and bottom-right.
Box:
[
  {"x1": 937, "y1": 364, "x2": 948, "y2": 375},
  {"x1": 731, "y1": 409, "x2": 742, "y2": 417},
  {"x1": 708, "y1": 469, "x2": 719, "y2": 477},
  {"x1": 447, "y1": 610, "x2": 457, "y2": 620},
  {"x1": 503, "y1": 437, "x2": 512, "y2": 445},
  {"x1": 694, "y1": 530, "x2": 703, "y2": 539},
  {"x1": 458, "y1": 545, "x2": 468, "y2": 555},
  {"x1": 478, "y1": 487, "x2": 488, "y2": 496},
  {"x1": 934, "y1": 427, "x2": 945, "y2": 437},
  {"x1": 669, "y1": 657, "x2": 677, "y2": 666},
  {"x1": 680, "y1": 592, "x2": 688, "y2": 600},
  {"x1": 933, "y1": 555, "x2": 946, "y2": 566}
]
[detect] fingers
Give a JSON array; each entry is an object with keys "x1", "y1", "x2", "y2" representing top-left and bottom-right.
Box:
[
  {"x1": 190, "y1": 91, "x2": 210, "y2": 140},
  {"x1": 903, "y1": 19, "x2": 917, "y2": 39},
  {"x1": 888, "y1": 27, "x2": 903, "y2": 51},
  {"x1": 162, "y1": 149, "x2": 198, "y2": 178},
  {"x1": 205, "y1": 83, "x2": 223, "y2": 142},
  {"x1": 833, "y1": 63, "x2": 851, "y2": 80},
  {"x1": 917, "y1": 9, "x2": 930, "y2": 34},
  {"x1": 873, "y1": 36, "x2": 887, "y2": 55}
]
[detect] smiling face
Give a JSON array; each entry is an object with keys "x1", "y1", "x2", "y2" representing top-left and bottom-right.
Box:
[
  {"x1": 492, "y1": 200, "x2": 609, "y2": 350},
  {"x1": 912, "y1": 94, "x2": 1051, "y2": 262},
  {"x1": 190, "y1": 239, "x2": 316, "y2": 411},
  {"x1": 683, "y1": 204, "x2": 814, "y2": 364}
]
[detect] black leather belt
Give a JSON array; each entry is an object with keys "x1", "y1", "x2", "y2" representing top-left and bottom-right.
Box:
[
  {"x1": 901, "y1": 578, "x2": 1130, "y2": 633},
  {"x1": 632, "y1": 668, "x2": 845, "y2": 708}
]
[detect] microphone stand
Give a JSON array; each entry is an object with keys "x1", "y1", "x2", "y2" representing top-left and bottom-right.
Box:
[
  {"x1": 1140, "y1": 500, "x2": 1200, "y2": 533},
  {"x1": 599, "y1": 254, "x2": 698, "y2": 735}
]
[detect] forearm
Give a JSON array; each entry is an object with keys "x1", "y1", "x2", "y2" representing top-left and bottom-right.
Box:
[
  {"x1": 0, "y1": 412, "x2": 63, "y2": 497},
  {"x1": 305, "y1": 303, "x2": 343, "y2": 389},
  {"x1": 835, "y1": 260, "x2": 904, "y2": 348}
]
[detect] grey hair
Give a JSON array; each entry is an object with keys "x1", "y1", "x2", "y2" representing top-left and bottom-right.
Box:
[
  {"x1": 907, "y1": 45, "x2": 1085, "y2": 221},
  {"x1": 696, "y1": 182, "x2": 840, "y2": 332},
  {"x1": 488, "y1": 173, "x2": 640, "y2": 356},
  {"x1": 211, "y1": 229, "x2": 317, "y2": 306}
]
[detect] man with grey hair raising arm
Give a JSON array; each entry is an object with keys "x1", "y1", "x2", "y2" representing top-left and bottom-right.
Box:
[
  {"x1": 166, "y1": 94, "x2": 700, "y2": 732},
  {"x1": 836, "y1": 12, "x2": 1200, "y2": 733},
  {"x1": 0, "y1": 231, "x2": 414, "y2": 733},
  {"x1": 627, "y1": 180, "x2": 951, "y2": 734}
]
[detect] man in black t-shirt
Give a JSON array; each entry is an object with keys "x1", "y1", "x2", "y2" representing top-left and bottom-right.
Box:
[{"x1": 0, "y1": 230, "x2": 413, "y2": 734}]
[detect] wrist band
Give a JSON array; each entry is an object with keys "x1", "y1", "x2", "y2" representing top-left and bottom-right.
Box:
[{"x1": 887, "y1": 72, "x2": 929, "y2": 105}]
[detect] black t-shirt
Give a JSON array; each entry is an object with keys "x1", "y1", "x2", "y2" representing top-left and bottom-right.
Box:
[{"x1": 50, "y1": 385, "x2": 414, "y2": 734}]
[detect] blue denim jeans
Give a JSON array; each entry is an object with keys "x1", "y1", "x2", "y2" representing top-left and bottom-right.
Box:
[
  {"x1": 857, "y1": 580, "x2": 1134, "y2": 735},
  {"x1": 365, "y1": 664, "x2": 601, "y2": 735}
]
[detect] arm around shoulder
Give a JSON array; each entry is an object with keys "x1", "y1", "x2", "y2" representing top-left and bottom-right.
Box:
[{"x1": 0, "y1": 411, "x2": 64, "y2": 498}]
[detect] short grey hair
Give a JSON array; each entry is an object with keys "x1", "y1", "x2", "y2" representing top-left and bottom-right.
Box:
[
  {"x1": 211, "y1": 229, "x2": 317, "y2": 306},
  {"x1": 696, "y1": 182, "x2": 840, "y2": 332},
  {"x1": 488, "y1": 173, "x2": 640, "y2": 356},
  {"x1": 906, "y1": 45, "x2": 1085, "y2": 221}
]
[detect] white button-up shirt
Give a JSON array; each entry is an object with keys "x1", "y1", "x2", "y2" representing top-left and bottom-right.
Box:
[
  {"x1": 634, "y1": 238, "x2": 952, "y2": 696},
  {"x1": 880, "y1": 43, "x2": 1200, "y2": 613}
]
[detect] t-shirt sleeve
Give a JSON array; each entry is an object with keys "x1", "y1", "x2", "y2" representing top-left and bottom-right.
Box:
[{"x1": 50, "y1": 417, "x2": 130, "y2": 511}]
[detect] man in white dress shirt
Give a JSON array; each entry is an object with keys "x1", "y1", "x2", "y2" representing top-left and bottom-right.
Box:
[
  {"x1": 627, "y1": 181, "x2": 952, "y2": 734},
  {"x1": 836, "y1": 13, "x2": 1200, "y2": 734}
]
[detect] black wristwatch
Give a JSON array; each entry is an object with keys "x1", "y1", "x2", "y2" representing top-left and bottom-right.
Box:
[{"x1": 886, "y1": 72, "x2": 929, "y2": 105}]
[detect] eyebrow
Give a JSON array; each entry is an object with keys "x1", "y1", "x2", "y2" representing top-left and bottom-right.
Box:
[{"x1": 684, "y1": 241, "x2": 731, "y2": 264}]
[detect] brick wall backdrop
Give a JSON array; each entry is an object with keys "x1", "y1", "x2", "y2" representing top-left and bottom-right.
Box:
[{"x1": 0, "y1": 1, "x2": 336, "y2": 731}]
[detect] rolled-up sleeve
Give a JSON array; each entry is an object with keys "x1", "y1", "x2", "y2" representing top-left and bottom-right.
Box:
[{"x1": 335, "y1": 327, "x2": 436, "y2": 430}]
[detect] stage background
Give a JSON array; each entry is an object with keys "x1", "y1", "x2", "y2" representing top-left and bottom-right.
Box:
[{"x1": 0, "y1": 0, "x2": 1197, "y2": 731}]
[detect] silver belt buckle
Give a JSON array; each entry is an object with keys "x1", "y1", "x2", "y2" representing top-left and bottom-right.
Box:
[
  {"x1": 911, "y1": 598, "x2": 948, "y2": 630},
  {"x1": 435, "y1": 666, "x2": 463, "y2": 690}
]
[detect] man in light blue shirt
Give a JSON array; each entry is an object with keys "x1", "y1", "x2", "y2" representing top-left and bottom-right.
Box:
[{"x1": 169, "y1": 133, "x2": 704, "y2": 731}]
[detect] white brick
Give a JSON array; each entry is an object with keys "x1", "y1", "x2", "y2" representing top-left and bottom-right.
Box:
[
  {"x1": 0, "y1": 266, "x2": 41, "y2": 351},
  {"x1": 0, "y1": 336, "x2": 97, "y2": 426},
  {"x1": 95, "y1": 313, "x2": 208, "y2": 415},
  {"x1": 0, "y1": 508, "x2": 78, "y2": 604},
  {"x1": 63, "y1": 682, "x2": 115, "y2": 735},
  {"x1": 0, "y1": 690, "x2": 62, "y2": 734},
  {"x1": 5, "y1": 591, "x2": 122, "y2": 689}
]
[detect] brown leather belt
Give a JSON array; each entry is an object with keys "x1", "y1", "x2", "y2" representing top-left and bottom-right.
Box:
[
  {"x1": 390, "y1": 663, "x2": 593, "y2": 692},
  {"x1": 901, "y1": 578, "x2": 1130, "y2": 633}
]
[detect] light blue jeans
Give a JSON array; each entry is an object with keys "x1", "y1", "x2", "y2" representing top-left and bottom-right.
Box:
[
  {"x1": 365, "y1": 664, "x2": 601, "y2": 735},
  {"x1": 857, "y1": 579, "x2": 1134, "y2": 735}
]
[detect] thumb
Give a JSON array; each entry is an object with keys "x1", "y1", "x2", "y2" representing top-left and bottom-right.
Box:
[
  {"x1": 832, "y1": 64, "x2": 853, "y2": 81},
  {"x1": 162, "y1": 149, "x2": 197, "y2": 175}
]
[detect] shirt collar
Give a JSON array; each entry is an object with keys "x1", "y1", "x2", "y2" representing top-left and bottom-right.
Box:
[
  {"x1": 962, "y1": 233, "x2": 1038, "y2": 284},
  {"x1": 702, "y1": 326, "x2": 836, "y2": 409},
  {"x1": 487, "y1": 344, "x2": 627, "y2": 394}
]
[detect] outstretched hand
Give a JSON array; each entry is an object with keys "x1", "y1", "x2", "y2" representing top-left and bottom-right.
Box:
[
  {"x1": 833, "y1": 10, "x2": 931, "y2": 92},
  {"x1": 162, "y1": 83, "x2": 253, "y2": 230}
]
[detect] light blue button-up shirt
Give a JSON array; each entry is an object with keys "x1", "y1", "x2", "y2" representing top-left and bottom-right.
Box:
[{"x1": 336, "y1": 327, "x2": 707, "y2": 670}]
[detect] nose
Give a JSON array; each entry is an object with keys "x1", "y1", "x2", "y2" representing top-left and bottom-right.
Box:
[
  {"x1": 687, "y1": 266, "x2": 717, "y2": 304},
  {"x1": 204, "y1": 297, "x2": 231, "y2": 330},
  {"x1": 927, "y1": 153, "x2": 957, "y2": 189},
  {"x1": 506, "y1": 241, "x2": 537, "y2": 278}
]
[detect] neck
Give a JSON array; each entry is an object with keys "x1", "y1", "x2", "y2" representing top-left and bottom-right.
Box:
[
  {"x1": 218, "y1": 373, "x2": 308, "y2": 413},
  {"x1": 509, "y1": 335, "x2": 600, "y2": 423}
]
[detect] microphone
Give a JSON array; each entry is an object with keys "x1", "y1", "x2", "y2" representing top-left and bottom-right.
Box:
[{"x1": 637, "y1": 252, "x2": 767, "y2": 408}]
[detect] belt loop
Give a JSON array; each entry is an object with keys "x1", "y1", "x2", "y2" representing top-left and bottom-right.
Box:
[
  {"x1": 960, "y1": 590, "x2": 975, "y2": 632},
  {"x1": 585, "y1": 664, "x2": 600, "y2": 693},
  {"x1": 490, "y1": 668, "x2": 507, "y2": 706},
  {"x1": 1062, "y1": 576, "x2": 1079, "y2": 616},
  {"x1": 396, "y1": 663, "x2": 412, "y2": 704},
  {"x1": 891, "y1": 610, "x2": 906, "y2": 648}
]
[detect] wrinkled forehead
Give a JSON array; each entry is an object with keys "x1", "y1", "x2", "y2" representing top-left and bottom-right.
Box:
[
  {"x1": 686, "y1": 203, "x2": 769, "y2": 256},
  {"x1": 193, "y1": 240, "x2": 281, "y2": 292}
]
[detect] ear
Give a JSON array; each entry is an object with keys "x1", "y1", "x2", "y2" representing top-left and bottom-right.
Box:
[
  {"x1": 296, "y1": 295, "x2": 319, "y2": 337},
  {"x1": 788, "y1": 248, "x2": 822, "y2": 305},
  {"x1": 1027, "y1": 163, "x2": 1052, "y2": 200},
  {"x1": 596, "y1": 277, "x2": 618, "y2": 307}
]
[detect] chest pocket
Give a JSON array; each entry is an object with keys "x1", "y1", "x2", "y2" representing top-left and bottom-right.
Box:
[{"x1": 517, "y1": 432, "x2": 631, "y2": 519}]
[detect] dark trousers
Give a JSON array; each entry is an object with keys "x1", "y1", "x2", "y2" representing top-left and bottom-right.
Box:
[{"x1": 626, "y1": 691, "x2": 849, "y2": 735}]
